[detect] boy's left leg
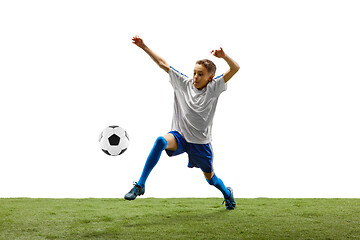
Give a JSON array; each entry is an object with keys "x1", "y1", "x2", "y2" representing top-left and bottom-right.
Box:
[
  {"x1": 188, "y1": 143, "x2": 236, "y2": 210},
  {"x1": 204, "y1": 172, "x2": 230, "y2": 198},
  {"x1": 204, "y1": 172, "x2": 236, "y2": 210}
]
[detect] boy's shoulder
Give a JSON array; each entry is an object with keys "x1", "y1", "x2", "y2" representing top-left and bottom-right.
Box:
[
  {"x1": 207, "y1": 74, "x2": 227, "y2": 95},
  {"x1": 169, "y1": 66, "x2": 191, "y2": 90},
  {"x1": 169, "y1": 66, "x2": 189, "y2": 79}
]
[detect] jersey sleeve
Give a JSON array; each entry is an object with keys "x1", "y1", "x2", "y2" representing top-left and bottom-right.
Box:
[
  {"x1": 208, "y1": 74, "x2": 227, "y2": 96},
  {"x1": 169, "y1": 66, "x2": 189, "y2": 90}
]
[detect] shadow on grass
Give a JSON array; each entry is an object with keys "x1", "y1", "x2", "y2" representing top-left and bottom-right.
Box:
[{"x1": 77, "y1": 201, "x2": 238, "y2": 239}]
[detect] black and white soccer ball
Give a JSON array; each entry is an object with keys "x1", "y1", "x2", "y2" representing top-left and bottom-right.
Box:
[{"x1": 99, "y1": 125, "x2": 129, "y2": 156}]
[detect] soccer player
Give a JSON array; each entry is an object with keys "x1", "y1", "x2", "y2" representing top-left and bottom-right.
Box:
[{"x1": 124, "y1": 35, "x2": 240, "y2": 210}]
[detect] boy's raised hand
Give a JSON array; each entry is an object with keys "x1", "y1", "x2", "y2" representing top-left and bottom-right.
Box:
[
  {"x1": 132, "y1": 35, "x2": 169, "y2": 73},
  {"x1": 132, "y1": 35, "x2": 145, "y2": 49},
  {"x1": 212, "y1": 47, "x2": 240, "y2": 83},
  {"x1": 211, "y1": 47, "x2": 226, "y2": 58}
]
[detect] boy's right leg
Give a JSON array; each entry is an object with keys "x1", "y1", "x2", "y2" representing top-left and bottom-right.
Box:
[
  {"x1": 163, "y1": 133, "x2": 178, "y2": 151},
  {"x1": 124, "y1": 134, "x2": 177, "y2": 200},
  {"x1": 137, "y1": 136, "x2": 167, "y2": 188}
]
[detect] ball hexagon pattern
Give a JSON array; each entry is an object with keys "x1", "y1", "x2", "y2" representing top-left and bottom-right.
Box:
[{"x1": 99, "y1": 125, "x2": 129, "y2": 156}]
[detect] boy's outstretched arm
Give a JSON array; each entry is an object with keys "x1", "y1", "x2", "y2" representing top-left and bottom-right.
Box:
[
  {"x1": 211, "y1": 47, "x2": 240, "y2": 83},
  {"x1": 132, "y1": 35, "x2": 170, "y2": 73}
]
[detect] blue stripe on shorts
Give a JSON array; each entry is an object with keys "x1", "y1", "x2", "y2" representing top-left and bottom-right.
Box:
[{"x1": 165, "y1": 131, "x2": 214, "y2": 173}]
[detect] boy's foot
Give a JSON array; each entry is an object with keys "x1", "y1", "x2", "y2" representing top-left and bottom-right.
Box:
[
  {"x1": 222, "y1": 187, "x2": 236, "y2": 210},
  {"x1": 124, "y1": 182, "x2": 145, "y2": 200}
]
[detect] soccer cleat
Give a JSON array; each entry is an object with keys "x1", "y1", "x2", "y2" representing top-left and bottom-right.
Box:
[
  {"x1": 124, "y1": 182, "x2": 145, "y2": 200},
  {"x1": 222, "y1": 187, "x2": 236, "y2": 210}
]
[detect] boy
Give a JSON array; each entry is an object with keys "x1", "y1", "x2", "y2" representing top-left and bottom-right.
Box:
[{"x1": 125, "y1": 35, "x2": 240, "y2": 210}]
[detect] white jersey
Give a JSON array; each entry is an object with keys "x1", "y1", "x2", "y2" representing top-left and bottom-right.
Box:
[{"x1": 169, "y1": 66, "x2": 227, "y2": 144}]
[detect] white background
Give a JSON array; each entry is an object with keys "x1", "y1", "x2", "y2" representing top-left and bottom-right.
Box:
[{"x1": 1, "y1": 0, "x2": 359, "y2": 198}]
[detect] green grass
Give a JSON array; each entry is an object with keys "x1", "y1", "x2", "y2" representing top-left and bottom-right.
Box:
[{"x1": 0, "y1": 198, "x2": 359, "y2": 239}]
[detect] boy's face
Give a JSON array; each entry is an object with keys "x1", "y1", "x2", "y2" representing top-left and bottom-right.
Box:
[{"x1": 193, "y1": 64, "x2": 214, "y2": 90}]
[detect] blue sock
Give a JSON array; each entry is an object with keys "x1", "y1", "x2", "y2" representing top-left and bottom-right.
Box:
[
  {"x1": 206, "y1": 174, "x2": 231, "y2": 198},
  {"x1": 137, "y1": 137, "x2": 167, "y2": 188}
]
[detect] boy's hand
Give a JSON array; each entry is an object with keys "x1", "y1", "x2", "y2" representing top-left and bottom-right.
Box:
[
  {"x1": 211, "y1": 47, "x2": 226, "y2": 58},
  {"x1": 212, "y1": 47, "x2": 240, "y2": 83},
  {"x1": 132, "y1": 35, "x2": 146, "y2": 49},
  {"x1": 132, "y1": 35, "x2": 169, "y2": 73}
]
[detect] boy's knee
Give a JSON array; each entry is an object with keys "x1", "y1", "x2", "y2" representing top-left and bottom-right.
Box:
[
  {"x1": 206, "y1": 174, "x2": 217, "y2": 186},
  {"x1": 155, "y1": 136, "x2": 167, "y2": 150}
]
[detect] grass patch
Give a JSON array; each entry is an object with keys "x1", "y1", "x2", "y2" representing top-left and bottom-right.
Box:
[{"x1": 0, "y1": 198, "x2": 359, "y2": 239}]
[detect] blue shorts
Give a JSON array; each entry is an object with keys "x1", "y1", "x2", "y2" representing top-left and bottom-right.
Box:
[{"x1": 165, "y1": 131, "x2": 214, "y2": 173}]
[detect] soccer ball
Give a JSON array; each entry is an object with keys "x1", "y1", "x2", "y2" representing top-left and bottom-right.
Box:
[{"x1": 99, "y1": 125, "x2": 129, "y2": 156}]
